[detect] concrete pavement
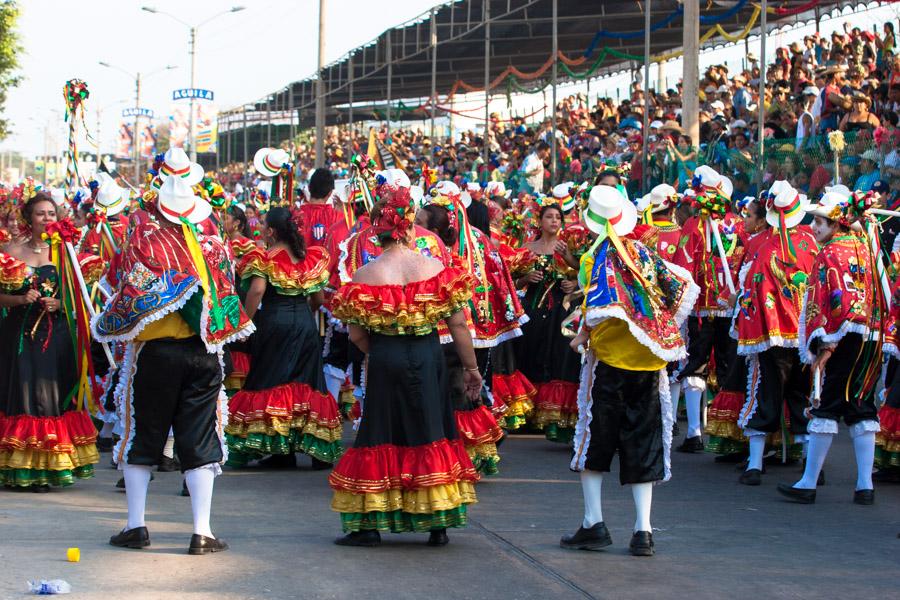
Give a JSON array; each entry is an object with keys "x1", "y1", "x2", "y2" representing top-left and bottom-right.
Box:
[{"x1": 1, "y1": 430, "x2": 897, "y2": 600}]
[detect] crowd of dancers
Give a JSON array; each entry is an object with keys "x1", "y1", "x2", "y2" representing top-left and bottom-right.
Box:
[{"x1": 0, "y1": 140, "x2": 897, "y2": 557}]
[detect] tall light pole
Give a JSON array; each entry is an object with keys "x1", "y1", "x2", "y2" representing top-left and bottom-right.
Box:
[
  {"x1": 142, "y1": 5, "x2": 245, "y2": 162},
  {"x1": 99, "y1": 62, "x2": 176, "y2": 185},
  {"x1": 315, "y1": 0, "x2": 326, "y2": 168}
]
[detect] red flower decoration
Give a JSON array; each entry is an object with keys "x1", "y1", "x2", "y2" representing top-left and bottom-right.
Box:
[
  {"x1": 43, "y1": 217, "x2": 80, "y2": 245},
  {"x1": 372, "y1": 185, "x2": 415, "y2": 242}
]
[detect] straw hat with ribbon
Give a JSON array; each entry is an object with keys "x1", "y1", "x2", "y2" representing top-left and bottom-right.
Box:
[
  {"x1": 94, "y1": 173, "x2": 128, "y2": 217},
  {"x1": 578, "y1": 185, "x2": 648, "y2": 291},
  {"x1": 764, "y1": 181, "x2": 810, "y2": 264},
  {"x1": 552, "y1": 182, "x2": 577, "y2": 214},
  {"x1": 806, "y1": 189, "x2": 851, "y2": 223},
  {"x1": 638, "y1": 183, "x2": 678, "y2": 225},
  {"x1": 156, "y1": 174, "x2": 213, "y2": 226},
  {"x1": 253, "y1": 147, "x2": 290, "y2": 178},
  {"x1": 159, "y1": 147, "x2": 204, "y2": 186}
]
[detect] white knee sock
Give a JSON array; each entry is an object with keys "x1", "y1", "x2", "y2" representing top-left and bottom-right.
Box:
[
  {"x1": 684, "y1": 378, "x2": 705, "y2": 438},
  {"x1": 123, "y1": 464, "x2": 152, "y2": 530},
  {"x1": 580, "y1": 470, "x2": 604, "y2": 528},
  {"x1": 746, "y1": 434, "x2": 766, "y2": 471},
  {"x1": 162, "y1": 436, "x2": 175, "y2": 460},
  {"x1": 669, "y1": 380, "x2": 682, "y2": 419},
  {"x1": 794, "y1": 432, "x2": 833, "y2": 489},
  {"x1": 185, "y1": 465, "x2": 217, "y2": 538},
  {"x1": 631, "y1": 482, "x2": 653, "y2": 533},
  {"x1": 852, "y1": 430, "x2": 876, "y2": 491}
]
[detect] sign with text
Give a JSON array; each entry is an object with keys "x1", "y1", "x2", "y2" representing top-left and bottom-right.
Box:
[
  {"x1": 122, "y1": 107, "x2": 154, "y2": 118},
  {"x1": 172, "y1": 88, "x2": 214, "y2": 101}
]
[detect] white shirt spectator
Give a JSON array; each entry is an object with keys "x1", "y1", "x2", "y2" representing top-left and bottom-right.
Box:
[{"x1": 521, "y1": 151, "x2": 545, "y2": 193}]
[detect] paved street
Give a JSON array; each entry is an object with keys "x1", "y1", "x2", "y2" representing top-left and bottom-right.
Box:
[{"x1": 1, "y1": 429, "x2": 897, "y2": 600}]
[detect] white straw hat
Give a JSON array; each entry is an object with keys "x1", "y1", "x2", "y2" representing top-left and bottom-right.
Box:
[
  {"x1": 584, "y1": 185, "x2": 637, "y2": 237},
  {"x1": 157, "y1": 175, "x2": 212, "y2": 225},
  {"x1": 253, "y1": 147, "x2": 290, "y2": 178},
  {"x1": 159, "y1": 147, "x2": 204, "y2": 186}
]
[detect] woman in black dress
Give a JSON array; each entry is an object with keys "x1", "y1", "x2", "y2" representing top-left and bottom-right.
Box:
[
  {"x1": 225, "y1": 207, "x2": 342, "y2": 468},
  {"x1": 329, "y1": 186, "x2": 482, "y2": 547},
  {"x1": 0, "y1": 193, "x2": 98, "y2": 491}
]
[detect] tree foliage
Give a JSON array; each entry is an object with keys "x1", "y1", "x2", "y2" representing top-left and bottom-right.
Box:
[{"x1": 0, "y1": 1, "x2": 22, "y2": 141}]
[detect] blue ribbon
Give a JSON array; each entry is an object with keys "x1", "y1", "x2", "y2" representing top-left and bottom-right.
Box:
[{"x1": 583, "y1": 0, "x2": 749, "y2": 57}]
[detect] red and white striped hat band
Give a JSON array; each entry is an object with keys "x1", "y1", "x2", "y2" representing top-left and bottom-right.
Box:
[{"x1": 263, "y1": 153, "x2": 284, "y2": 173}]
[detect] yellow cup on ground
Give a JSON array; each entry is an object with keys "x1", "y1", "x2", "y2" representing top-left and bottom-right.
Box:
[{"x1": 66, "y1": 547, "x2": 80, "y2": 562}]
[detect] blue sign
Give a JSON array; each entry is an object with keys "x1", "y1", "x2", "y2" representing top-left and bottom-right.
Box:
[
  {"x1": 172, "y1": 88, "x2": 214, "y2": 101},
  {"x1": 122, "y1": 107, "x2": 154, "y2": 118}
]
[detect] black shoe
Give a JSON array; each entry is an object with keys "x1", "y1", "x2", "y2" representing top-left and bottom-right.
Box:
[
  {"x1": 776, "y1": 483, "x2": 816, "y2": 504},
  {"x1": 676, "y1": 436, "x2": 704, "y2": 454},
  {"x1": 310, "y1": 457, "x2": 332, "y2": 471},
  {"x1": 157, "y1": 456, "x2": 180, "y2": 472},
  {"x1": 739, "y1": 468, "x2": 762, "y2": 486},
  {"x1": 257, "y1": 453, "x2": 297, "y2": 469},
  {"x1": 181, "y1": 480, "x2": 190, "y2": 497},
  {"x1": 116, "y1": 473, "x2": 154, "y2": 489},
  {"x1": 853, "y1": 489, "x2": 874, "y2": 505},
  {"x1": 427, "y1": 528, "x2": 449, "y2": 546},
  {"x1": 97, "y1": 437, "x2": 113, "y2": 453},
  {"x1": 560, "y1": 522, "x2": 613, "y2": 551},
  {"x1": 110, "y1": 526, "x2": 150, "y2": 549},
  {"x1": 188, "y1": 534, "x2": 229, "y2": 555},
  {"x1": 31, "y1": 484, "x2": 50, "y2": 493},
  {"x1": 715, "y1": 452, "x2": 747, "y2": 464},
  {"x1": 334, "y1": 530, "x2": 381, "y2": 547},
  {"x1": 629, "y1": 531, "x2": 654, "y2": 557}
]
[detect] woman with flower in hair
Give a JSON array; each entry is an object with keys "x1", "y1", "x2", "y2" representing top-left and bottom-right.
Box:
[
  {"x1": 329, "y1": 185, "x2": 481, "y2": 547},
  {"x1": 225, "y1": 206, "x2": 343, "y2": 469},
  {"x1": 0, "y1": 192, "x2": 99, "y2": 491}
]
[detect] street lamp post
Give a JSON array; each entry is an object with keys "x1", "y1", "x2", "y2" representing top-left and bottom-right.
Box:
[
  {"x1": 141, "y1": 5, "x2": 245, "y2": 162},
  {"x1": 99, "y1": 61, "x2": 175, "y2": 185}
]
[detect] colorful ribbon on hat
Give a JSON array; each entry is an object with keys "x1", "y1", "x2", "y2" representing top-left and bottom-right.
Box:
[
  {"x1": 578, "y1": 208, "x2": 651, "y2": 297},
  {"x1": 767, "y1": 192, "x2": 802, "y2": 265}
]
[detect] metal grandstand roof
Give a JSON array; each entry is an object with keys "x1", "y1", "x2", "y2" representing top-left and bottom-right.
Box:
[{"x1": 215, "y1": 0, "x2": 860, "y2": 163}]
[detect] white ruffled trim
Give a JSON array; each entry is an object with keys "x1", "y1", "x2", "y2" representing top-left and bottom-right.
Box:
[
  {"x1": 472, "y1": 326, "x2": 523, "y2": 349},
  {"x1": 586, "y1": 305, "x2": 688, "y2": 363},
  {"x1": 665, "y1": 259, "x2": 702, "y2": 330},
  {"x1": 215, "y1": 351, "x2": 229, "y2": 467},
  {"x1": 738, "y1": 354, "x2": 761, "y2": 429},
  {"x1": 849, "y1": 419, "x2": 880, "y2": 438},
  {"x1": 518, "y1": 314, "x2": 530, "y2": 326},
  {"x1": 186, "y1": 462, "x2": 222, "y2": 477},
  {"x1": 92, "y1": 280, "x2": 201, "y2": 344},
  {"x1": 799, "y1": 286, "x2": 878, "y2": 364},
  {"x1": 883, "y1": 342, "x2": 900, "y2": 359},
  {"x1": 807, "y1": 417, "x2": 839, "y2": 435},
  {"x1": 113, "y1": 342, "x2": 143, "y2": 468},
  {"x1": 91, "y1": 280, "x2": 255, "y2": 353},
  {"x1": 694, "y1": 308, "x2": 731, "y2": 318},
  {"x1": 569, "y1": 353, "x2": 597, "y2": 472},
  {"x1": 743, "y1": 427, "x2": 767, "y2": 437},
  {"x1": 736, "y1": 336, "x2": 799, "y2": 356},
  {"x1": 659, "y1": 368, "x2": 674, "y2": 483},
  {"x1": 337, "y1": 237, "x2": 353, "y2": 285},
  {"x1": 683, "y1": 376, "x2": 706, "y2": 391}
]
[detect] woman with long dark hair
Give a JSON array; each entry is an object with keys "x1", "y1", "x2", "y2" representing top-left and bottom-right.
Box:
[
  {"x1": 415, "y1": 184, "x2": 526, "y2": 475},
  {"x1": 513, "y1": 202, "x2": 584, "y2": 443},
  {"x1": 329, "y1": 185, "x2": 481, "y2": 547},
  {"x1": 225, "y1": 206, "x2": 342, "y2": 468},
  {"x1": 0, "y1": 193, "x2": 99, "y2": 490},
  {"x1": 222, "y1": 204, "x2": 257, "y2": 393}
]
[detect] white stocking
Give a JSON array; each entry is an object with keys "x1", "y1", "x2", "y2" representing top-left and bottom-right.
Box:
[
  {"x1": 746, "y1": 434, "x2": 766, "y2": 471},
  {"x1": 631, "y1": 482, "x2": 653, "y2": 533},
  {"x1": 123, "y1": 464, "x2": 152, "y2": 530},
  {"x1": 185, "y1": 464, "x2": 217, "y2": 538},
  {"x1": 580, "y1": 470, "x2": 604, "y2": 528},
  {"x1": 684, "y1": 377, "x2": 706, "y2": 438},
  {"x1": 851, "y1": 427, "x2": 876, "y2": 491},
  {"x1": 794, "y1": 432, "x2": 833, "y2": 489}
]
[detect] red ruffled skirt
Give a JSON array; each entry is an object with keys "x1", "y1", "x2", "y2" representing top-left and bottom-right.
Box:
[
  {"x1": 876, "y1": 405, "x2": 900, "y2": 468},
  {"x1": 455, "y1": 406, "x2": 504, "y2": 476},
  {"x1": 329, "y1": 439, "x2": 479, "y2": 533},
  {"x1": 491, "y1": 371, "x2": 535, "y2": 431},
  {"x1": 705, "y1": 390, "x2": 748, "y2": 456},
  {"x1": 530, "y1": 380, "x2": 579, "y2": 443},
  {"x1": 0, "y1": 411, "x2": 99, "y2": 487},
  {"x1": 224, "y1": 350, "x2": 251, "y2": 391},
  {"x1": 225, "y1": 381, "x2": 343, "y2": 464}
]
